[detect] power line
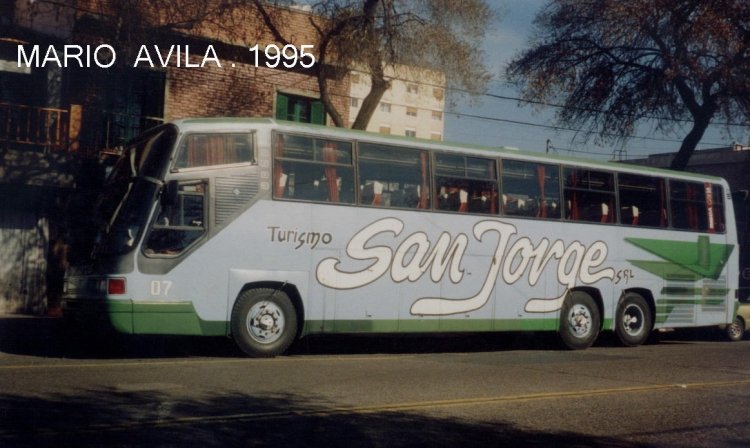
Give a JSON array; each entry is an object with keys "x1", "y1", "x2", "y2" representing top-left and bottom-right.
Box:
[{"x1": 445, "y1": 111, "x2": 730, "y2": 147}]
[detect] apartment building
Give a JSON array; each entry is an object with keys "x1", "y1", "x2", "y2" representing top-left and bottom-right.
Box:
[{"x1": 348, "y1": 66, "x2": 446, "y2": 141}]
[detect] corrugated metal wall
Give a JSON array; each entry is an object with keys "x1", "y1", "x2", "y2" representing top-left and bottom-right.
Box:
[{"x1": 0, "y1": 200, "x2": 48, "y2": 314}]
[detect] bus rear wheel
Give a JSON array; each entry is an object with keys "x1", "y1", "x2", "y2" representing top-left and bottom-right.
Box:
[
  {"x1": 559, "y1": 291, "x2": 601, "y2": 350},
  {"x1": 615, "y1": 293, "x2": 653, "y2": 347},
  {"x1": 231, "y1": 288, "x2": 298, "y2": 357}
]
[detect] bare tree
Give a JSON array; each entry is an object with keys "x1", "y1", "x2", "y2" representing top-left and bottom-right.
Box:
[
  {"x1": 506, "y1": 0, "x2": 750, "y2": 170},
  {"x1": 256, "y1": 0, "x2": 495, "y2": 129}
]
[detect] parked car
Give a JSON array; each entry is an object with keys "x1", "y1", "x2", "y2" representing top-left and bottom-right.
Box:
[{"x1": 722, "y1": 302, "x2": 750, "y2": 341}]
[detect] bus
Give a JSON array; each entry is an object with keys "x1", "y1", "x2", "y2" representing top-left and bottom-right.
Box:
[{"x1": 62, "y1": 118, "x2": 739, "y2": 356}]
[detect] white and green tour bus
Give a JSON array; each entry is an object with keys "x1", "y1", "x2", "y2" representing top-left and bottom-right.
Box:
[{"x1": 62, "y1": 118, "x2": 739, "y2": 356}]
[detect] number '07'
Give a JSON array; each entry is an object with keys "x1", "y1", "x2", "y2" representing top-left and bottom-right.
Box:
[
  {"x1": 249, "y1": 44, "x2": 316, "y2": 69},
  {"x1": 150, "y1": 280, "x2": 173, "y2": 296}
]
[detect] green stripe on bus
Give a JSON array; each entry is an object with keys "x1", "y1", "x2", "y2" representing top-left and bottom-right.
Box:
[{"x1": 104, "y1": 300, "x2": 226, "y2": 336}]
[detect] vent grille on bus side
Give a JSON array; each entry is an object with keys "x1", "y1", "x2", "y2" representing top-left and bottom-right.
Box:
[{"x1": 216, "y1": 173, "x2": 259, "y2": 225}]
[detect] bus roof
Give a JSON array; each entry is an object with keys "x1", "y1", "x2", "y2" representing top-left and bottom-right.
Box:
[{"x1": 169, "y1": 117, "x2": 727, "y2": 184}]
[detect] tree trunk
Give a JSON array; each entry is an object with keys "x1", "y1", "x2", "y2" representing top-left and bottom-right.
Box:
[
  {"x1": 351, "y1": 75, "x2": 389, "y2": 130},
  {"x1": 670, "y1": 111, "x2": 713, "y2": 171}
]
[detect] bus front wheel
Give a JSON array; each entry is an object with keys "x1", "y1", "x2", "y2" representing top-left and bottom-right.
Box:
[
  {"x1": 615, "y1": 293, "x2": 653, "y2": 347},
  {"x1": 559, "y1": 291, "x2": 601, "y2": 350},
  {"x1": 231, "y1": 288, "x2": 298, "y2": 357}
]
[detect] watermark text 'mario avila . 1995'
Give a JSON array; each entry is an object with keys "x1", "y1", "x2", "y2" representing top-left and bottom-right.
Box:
[{"x1": 17, "y1": 44, "x2": 317, "y2": 69}]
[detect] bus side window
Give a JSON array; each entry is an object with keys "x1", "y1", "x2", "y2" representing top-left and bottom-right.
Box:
[
  {"x1": 617, "y1": 173, "x2": 667, "y2": 228},
  {"x1": 563, "y1": 168, "x2": 615, "y2": 223},
  {"x1": 501, "y1": 159, "x2": 561, "y2": 219},
  {"x1": 144, "y1": 181, "x2": 207, "y2": 256},
  {"x1": 435, "y1": 153, "x2": 497, "y2": 214},
  {"x1": 273, "y1": 133, "x2": 355, "y2": 204},
  {"x1": 670, "y1": 180, "x2": 707, "y2": 231},
  {"x1": 358, "y1": 143, "x2": 430, "y2": 209},
  {"x1": 670, "y1": 181, "x2": 725, "y2": 233}
]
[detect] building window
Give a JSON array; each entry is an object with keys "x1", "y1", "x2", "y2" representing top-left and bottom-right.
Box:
[
  {"x1": 406, "y1": 83, "x2": 419, "y2": 94},
  {"x1": 276, "y1": 92, "x2": 325, "y2": 125},
  {"x1": 405, "y1": 129, "x2": 416, "y2": 138},
  {"x1": 380, "y1": 102, "x2": 391, "y2": 113},
  {"x1": 430, "y1": 133, "x2": 442, "y2": 141},
  {"x1": 433, "y1": 88, "x2": 444, "y2": 101},
  {"x1": 351, "y1": 73, "x2": 361, "y2": 84},
  {"x1": 431, "y1": 111, "x2": 443, "y2": 121},
  {"x1": 379, "y1": 126, "x2": 391, "y2": 135},
  {"x1": 406, "y1": 107, "x2": 418, "y2": 117},
  {"x1": 351, "y1": 97, "x2": 359, "y2": 108}
]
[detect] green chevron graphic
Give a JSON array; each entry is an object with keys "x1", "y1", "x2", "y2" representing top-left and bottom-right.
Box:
[
  {"x1": 626, "y1": 235, "x2": 734, "y2": 324},
  {"x1": 625, "y1": 235, "x2": 734, "y2": 281}
]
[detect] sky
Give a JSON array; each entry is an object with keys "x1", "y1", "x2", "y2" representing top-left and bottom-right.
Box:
[{"x1": 443, "y1": 1, "x2": 750, "y2": 161}]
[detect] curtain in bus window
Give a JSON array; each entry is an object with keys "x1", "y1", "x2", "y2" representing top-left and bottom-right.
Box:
[
  {"x1": 688, "y1": 184, "x2": 699, "y2": 230},
  {"x1": 568, "y1": 170, "x2": 580, "y2": 220},
  {"x1": 536, "y1": 165, "x2": 546, "y2": 218},
  {"x1": 488, "y1": 160, "x2": 498, "y2": 214},
  {"x1": 659, "y1": 179, "x2": 666, "y2": 227},
  {"x1": 176, "y1": 133, "x2": 253, "y2": 169},
  {"x1": 323, "y1": 142, "x2": 339, "y2": 203},
  {"x1": 274, "y1": 135, "x2": 286, "y2": 197},
  {"x1": 712, "y1": 184, "x2": 726, "y2": 233},
  {"x1": 419, "y1": 151, "x2": 430, "y2": 209}
]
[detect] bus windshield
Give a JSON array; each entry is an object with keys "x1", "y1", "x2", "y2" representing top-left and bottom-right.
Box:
[{"x1": 94, "y1": 125, "x2": 177, "y2": 257}]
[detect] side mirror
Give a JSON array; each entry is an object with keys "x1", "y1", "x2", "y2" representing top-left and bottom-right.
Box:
[{"x1": 162, "y1": 180, "x2": 179, "y2": 207}]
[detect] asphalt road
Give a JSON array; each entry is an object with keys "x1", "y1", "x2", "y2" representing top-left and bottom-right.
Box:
[{"x1": 1, "y1": 316, "x2": 749, "y2": 447}]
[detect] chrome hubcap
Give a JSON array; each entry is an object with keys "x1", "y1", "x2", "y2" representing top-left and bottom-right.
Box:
[
  {"x1": 568, "y1": 304, "x2": 592, "y2": 338},
  {"x1": 622, "y1": 304, "x2": 644, "y2": 336},
  {"x1": 246, "y1": 302, "x2": 285, "y2": 344}
]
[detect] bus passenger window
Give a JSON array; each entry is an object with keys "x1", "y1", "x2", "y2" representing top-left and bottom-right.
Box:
[
  {"x1": 174, "y1": 133, "x2": 255, "y2": 169},
  {"x1": 273, "y1": 133, "x2": 355, "y2": 204},
  {"x1": 435, "y1": 153, "x2": 497, "y2": 214},
  {"x1": 617, "y1": 173, "x2": 667, "y2": 227},
  {"x1": 670, "y1": 181, "x2": 724, "y2": 233},
  {"x1": 501, "y1": 160, "x2": 561, "y2": 219},
  {"x1": 144, "y1": 181, "x2": 207, "y2": 256},
  {"x1": 563, "y1": 168, "x2": 615, "y2": 223},
  {"x1": 358, "y1": 143, "x2": 430, "y2": 209}
]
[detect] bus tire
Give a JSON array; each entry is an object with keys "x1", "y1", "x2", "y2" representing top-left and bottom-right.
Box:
[
  {"x1": 615, "y1": 293, "x2": 653, "y2": 347},
  {"x1": 726, "y1": 316, "x2": 745, "y2": 342},
  {"x1": 559, "y1": 291, "x2": 601, "y2": 350},
  {"x1": 231, "y1": 288, "x2": 298, "y2": 357}
]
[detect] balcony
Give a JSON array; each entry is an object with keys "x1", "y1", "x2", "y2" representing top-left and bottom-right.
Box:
[{"x1": 0, "y1": 102, "x2": 75, "y2": 153}]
